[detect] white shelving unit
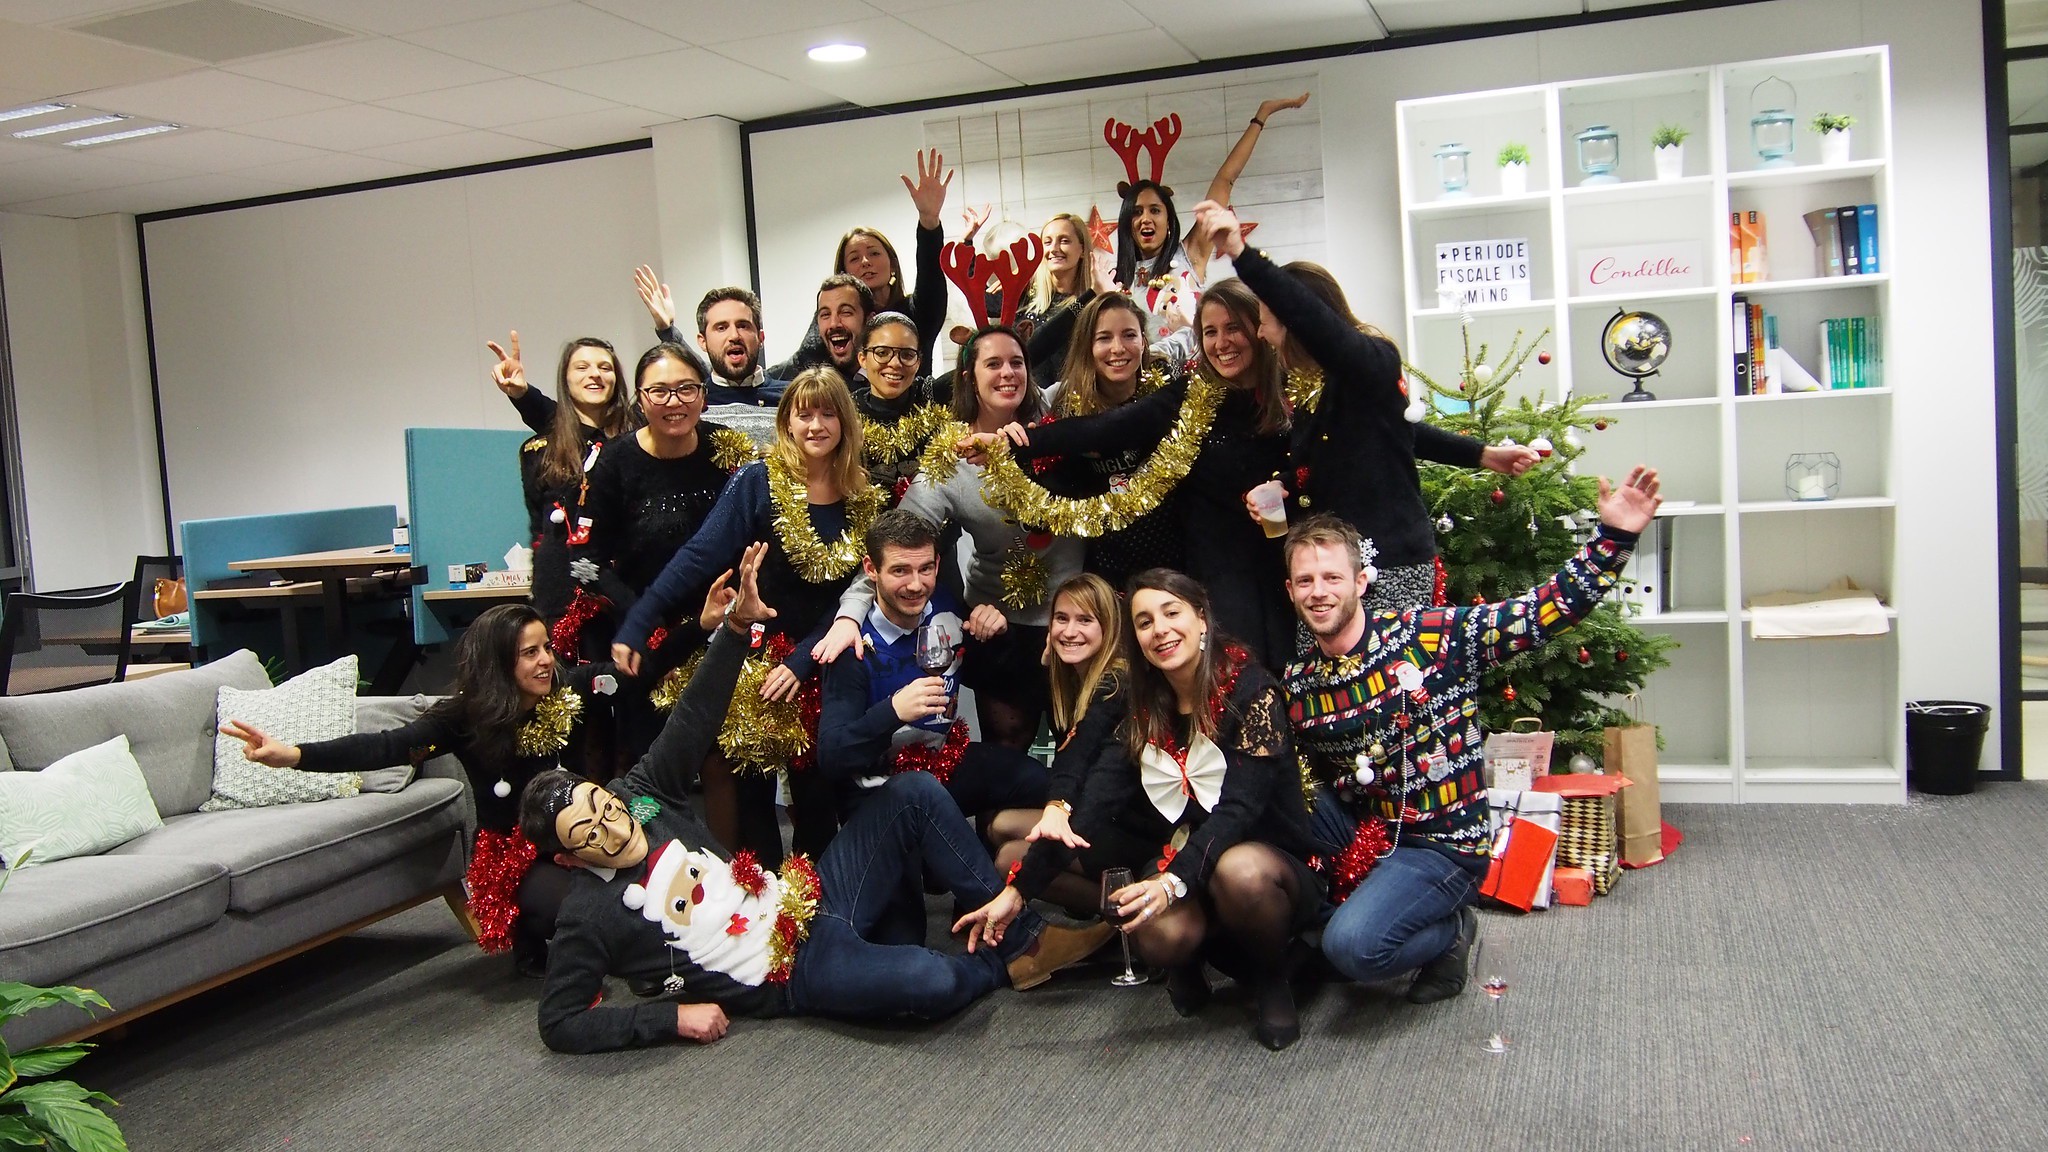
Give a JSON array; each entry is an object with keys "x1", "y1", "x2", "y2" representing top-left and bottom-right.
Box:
[{"x1": 1395, "y1": 48, "x2": 1899, "y2": 804}]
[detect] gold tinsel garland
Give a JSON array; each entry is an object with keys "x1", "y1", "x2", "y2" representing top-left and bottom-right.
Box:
[
  {"x1": 766, "y1": 457, "x2": 885, "y2": 583},
  {"x1": 1054, "y1": 364, "x2": 1170, "y2": 417},
  {"x1": 1285, "y1": 367, "x2": 1325, "y2": 415},
  {"x1": 1000, "y1": 541, "x2": 1051, "y2": 610},
  {"x1": 709, "y1": 426, "x2": 762, "y2": 472},
  {"x1": 648, "y1": 656, "x2": 695, "y2": 713},
  {"x1": 515, "y1": 688, "x2": 582, "y2": 757},
  {"x1": 718, "y1": 652, "x2": 809, "y2": 771},
  {"x1": 764, "y1": 853, "x2": 821, "y2": 984},
  {"x1": 974, "y1": 377, "x2": 1222, "y2": 538},
  {"x1": 918, "y1": 420, "x2": 974, "y2": 487},
  {"x1": 861, "y1": 403, "x2": 952, "y2": 468}
]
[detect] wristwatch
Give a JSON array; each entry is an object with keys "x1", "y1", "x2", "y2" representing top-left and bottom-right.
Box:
[
  {"x1": 1158, "y1": 872, "x2": 1188, "y2": 903},
  {"x1": 1047, "y1": 799, "x2": 1073, "y2": 815}
]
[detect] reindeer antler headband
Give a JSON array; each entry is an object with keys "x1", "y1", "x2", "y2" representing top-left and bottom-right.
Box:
[
  {"x1": 1103, "y1": 113, "x2": 1183, "y2": 199},
  {"x1": 941, "y1": 234, "x2": 1044, "y2": 329}
]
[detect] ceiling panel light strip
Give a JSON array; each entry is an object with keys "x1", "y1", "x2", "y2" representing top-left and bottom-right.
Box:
[
  {"x1": 12, "y1": 114, "x2": 126, "y2": 139},
  {"x1": 0, "y1": 103, "x2": 72, "y2": 123},
  {"x1": 63, "y1": 123, "x2": 180, "y2": 147}
]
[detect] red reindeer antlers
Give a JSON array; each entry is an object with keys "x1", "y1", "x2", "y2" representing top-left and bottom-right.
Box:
[
  {"x1": 1102, "y1": 113, "x2": 1183, "y2": 187},
  {"x1": 941, "y1": 235, "x2": 1045, "y2": 330}
]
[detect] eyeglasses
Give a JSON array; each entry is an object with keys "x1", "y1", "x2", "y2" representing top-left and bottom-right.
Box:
[
  {"x1": 642, "y1": 383, "x2": 705, "y2": 405},
  {"x1": 863, "y1": 346, "x2": 920, "y2": 365}
]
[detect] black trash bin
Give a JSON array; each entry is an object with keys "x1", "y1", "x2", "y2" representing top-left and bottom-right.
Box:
[{"x1": 1905, "y1": 700, "x2": 1991, "y2": 795}]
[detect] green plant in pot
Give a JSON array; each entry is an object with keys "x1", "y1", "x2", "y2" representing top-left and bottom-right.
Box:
[
  {"x1": 1651, "y1": 123, "x2": 1688, "y2": 181},
  {"x1": 1496, "y1": 141, "x2": 1532, "y2": 196},
  {"x1": 1812, "y1": 112, "x2": 1855, "y2": 164},
  {"x1": 0, "y1": 851, "x2": 130, "y2": 1151}
]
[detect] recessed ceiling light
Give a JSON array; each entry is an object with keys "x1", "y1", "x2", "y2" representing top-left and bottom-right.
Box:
[
  {"x1": 64, "y1": 123, "x2": 181, "y2": 147},
  {"x1": 0, "y1": 103, "x2": 72, "y2": 124},
  {"x1": 13, "y1": 114, "x2": 126, "y2": 139},
  {"x1": 807, "y1": 42, "x2": 866, "y2": 63}
]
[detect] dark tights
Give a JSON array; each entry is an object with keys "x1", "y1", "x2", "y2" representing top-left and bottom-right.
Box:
[{"x1": 1129, "y1": 844, "x2": 1305, "y2": 1035}]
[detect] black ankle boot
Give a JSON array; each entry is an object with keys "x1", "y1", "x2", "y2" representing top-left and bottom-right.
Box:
[
  {"x1": 1166, "y1": 964, "x2": 1210, "y2": 1017},
  {"x1": 1252, "y1": 975, "x2": 1300, "y2": 1051},
  {"x1": 1407, "y1": 904, "x2": 1477, "y2": 1005}
]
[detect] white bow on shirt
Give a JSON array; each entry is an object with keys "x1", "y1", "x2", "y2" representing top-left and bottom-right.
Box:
[{"x1": 1139, "y1": 734, "x2": 1226, "y2": 824}]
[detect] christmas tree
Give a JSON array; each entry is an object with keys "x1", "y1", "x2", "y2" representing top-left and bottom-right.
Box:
[{"x1": 1404, "y1": 311, "x2": 1675, "y2": 762}]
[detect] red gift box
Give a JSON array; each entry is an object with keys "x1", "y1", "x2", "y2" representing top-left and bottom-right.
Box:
[{"x1": 1552, "y1": 866, "x2": 1594, "y2": 906}]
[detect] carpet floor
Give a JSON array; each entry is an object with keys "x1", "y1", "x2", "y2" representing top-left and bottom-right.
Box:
[{"x1": 69, "y1": 785, "x2": 2048, "y2": 1151}]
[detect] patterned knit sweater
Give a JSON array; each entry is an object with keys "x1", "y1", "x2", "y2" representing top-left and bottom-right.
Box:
[{"x1": 1283, "y1": 526, "x2": 1637, "y2": 866}]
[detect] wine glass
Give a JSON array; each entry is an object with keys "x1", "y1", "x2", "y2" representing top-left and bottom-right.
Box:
[
  {"x1": 1099, "y1": 868, "x2": 1147, "y2": 987},
  {"x1": 1478, "y1": 932, "x2": 1513, "y2": 1054},
  {"x1": 913, "y1": 620, "x2": 955, "y2": 720}
]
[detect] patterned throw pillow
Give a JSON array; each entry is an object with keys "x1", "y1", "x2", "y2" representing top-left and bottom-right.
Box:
[
  {"x1": 0, "y1": 734, "x2": 162, "y2": 868},
  {"x1": 204, "y1": 655, "x2": 364, "y2": 810}
]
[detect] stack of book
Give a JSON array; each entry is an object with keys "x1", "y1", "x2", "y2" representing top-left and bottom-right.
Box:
[
  {"x1": 1729, "y1": 210, "x2": 1768, "y2": 283},
  {"x1": 1814, "y1": 316, "x2": 1883, "y2": 389},
  {"x1": 1802, "y1": 205, "x2": 1881, "y2": 276},
  {"x1": 1729, "y1": 298, "x2": 1881, "y2": 394}
]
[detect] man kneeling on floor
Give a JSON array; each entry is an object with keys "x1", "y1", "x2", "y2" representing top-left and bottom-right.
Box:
[{"x1": 522, "y1": 542, "x2": 1109, "y2": 1053}]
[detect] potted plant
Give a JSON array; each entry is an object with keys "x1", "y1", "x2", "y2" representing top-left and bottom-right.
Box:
[
  {"x1": 1812, "y1": 112, "x2": 1855, "y2": 164},
  {"x1": 1650, "y1": 123, "x2": 1689, "y2": 181},
  {"x1": 1497, "y1": 142, "x2": 1531, "y2": 196},
  {"x1": 0, "y1": 852, "x2": 130, "y2": 1151}
]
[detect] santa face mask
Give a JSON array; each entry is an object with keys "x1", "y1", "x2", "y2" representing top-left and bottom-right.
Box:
[{"x1": 554, "y1": 782, "x2": 649, "y2": 870}]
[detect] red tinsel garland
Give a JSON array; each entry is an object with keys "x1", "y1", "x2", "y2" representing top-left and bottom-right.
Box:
[
  {"x1": 549, "y1": 590, "x2": 608, "y2": 662},
  {"x1": 765, "y1": 853, "x2": 822, "y2": 985},
  {"x1": 1432, "y1": 556, "x2": 1449, "y2": 607},
  {"x1": 1029, "y1": 412, "x2": 1061, "y2": 475},
  {"x1": 892, "y1": 720, "x2": 970, "y2": 784},
  {"x1": 464, "y1": 827, "x2": 538, "y2": 954},
  {"x1": 1316, "y1": 817, "x2": 1393, "y2": 904},
  {"x1": 1152, "y1": 644, "x2": 1247, "y2": 767},
  {"x1": 729, "y1": 849, "x2": 767, "y2": 896}
]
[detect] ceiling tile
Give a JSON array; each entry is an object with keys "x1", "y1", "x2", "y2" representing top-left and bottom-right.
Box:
[
  {"x1": 860, "y1": 0, "x2": 961, "y2": 11},
  {"x1": 803, "y1": 54, "x2": 1015, "y2": 108},
  {"x1": 711, "y1": 15, "x2": 963, "y2": 79},
  {"x1": 72, "y1": 68, "x2": 346, "y2": 128},
  {"x1": 376, "y1": 77, "x2": 621, "y2": 129},
  {"x1": 254, "y1": 0, "x2": 564, "y2": 37},
  {"x1": 0, "y1": 0, "x2": 154, "y2": 25},
  {"x1": 978, "y1": 27, "x2": 1196, "y2": 85},
  {"x1": 1125, "y1": 0, "x2": 1384, "y2": 57},
  {"x1": 245, "y1": 151, "x2": 424, "y2": 190},
  {"x1": 1368, "y1": 0, "x2": 1576, "y2": 33},
  {"x1": 238, "y1": 104, "x2": 467, "y2": 150},
  {"x1": 901, "y1": 0, "x2": 1153, "y2": 55},
  {"x1": 3, "y1": 169, "x2": 296, "y2": 217},
  {"x1": 357, "y1": 129, "x2": 557, "y2": 169},
  {"x1": 225, "y1": 37, "x2": 509, "y2": 101},
  {"x1": 497, "y1": 105, "x2": 665, "y2": 149},
  {"x1": 539, "y1": 48, "x2": 839, "y2": 121},
  {"x1": 0, "y1": 16, "x2": 199, "y2": 98},
  {"x1": 399, "y1": 3, "x2": 690, "y2": 73},
  {"x1": 0, "y1": 151, "x2": 191, "y2": 204},
  {"x1": 583, "y1": 0, "x2": 881, "y2": 43},
  {"x1": 64, "y1": 127, "x2": 331, "y2": 172}
]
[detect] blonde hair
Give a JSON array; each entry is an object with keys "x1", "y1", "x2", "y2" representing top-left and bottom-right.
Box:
[
  {"x1": 1056, "y1": 293, "x2": 1151, "y2": 417},
  {"x1": 772, "y1": 367, "x2": 873, "y2": 501},
  {"x1": 1027, "y1": 213, "x2": 1090, "y2": 317},
  {"x1": 1046, "y1": 574, "x2": 1127, "y2": 732}
]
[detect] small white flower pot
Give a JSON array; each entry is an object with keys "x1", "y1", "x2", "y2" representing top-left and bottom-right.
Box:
[
  {"x1": 1498, "y1": 161, "x2": 1528, "y2": 197},
  {"x1": 1819, "y1": 128, "x2": 1852, "y2": 165},
  {"x1": 1653, "y1": 143, "x2": 1684, "y2": 181}
]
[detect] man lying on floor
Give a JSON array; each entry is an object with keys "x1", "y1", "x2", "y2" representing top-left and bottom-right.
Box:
[{"x1": 519, "y1": 542, "x2": 1110, "y2": 1053}]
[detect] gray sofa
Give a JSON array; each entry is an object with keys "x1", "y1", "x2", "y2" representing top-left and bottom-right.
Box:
[{"x1": 0, "y1": 650, "x2": 473, "y2": 1051}]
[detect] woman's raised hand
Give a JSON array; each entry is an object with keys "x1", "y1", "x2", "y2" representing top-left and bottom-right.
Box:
[
  {"x1": 961, "y1": 202, "x2": 991, "y2": 242},
  {"x1": 1091, "y1": 248, "x2": 1118, "y2": 295},
  {"x1": 1188, "y1": 200, "x2": 1246, "y2": 259},
  {"x1": 1255, "y1": 92, "x2": 1311, "y2": 124},
  {"x1": 485, "y1": 331, "x2": 526, "y2": 398},
  {"x1": 218, "y1": 720, "x2": 302, "y2": 768},
  {"x1": 902, "y1": 147, "x2": 953, "y2": 229},
  {"x1": 634, "y1": 265, "x2": 676, "y2": 331}
]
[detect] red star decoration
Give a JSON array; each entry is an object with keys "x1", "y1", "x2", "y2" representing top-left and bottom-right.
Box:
[
  {"x1": 1086, "y1": 204, "x2": 1115, "y2": 253},
  {"x1": 1238, "y1": 221, "x2": 1259, "y2": 241}
]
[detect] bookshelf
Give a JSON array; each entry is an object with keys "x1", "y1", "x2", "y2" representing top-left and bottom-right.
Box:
[{"x1": 1396, "y1": 47, "x2": 1899, "y2": 804}]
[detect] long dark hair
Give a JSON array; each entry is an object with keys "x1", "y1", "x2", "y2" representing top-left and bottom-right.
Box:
[
  {"x1": 834, "y1": 228, "x2": 904, "y2": 311},
  {"x1": 425, "y1": 603, "x2": 558, "y2": 766},
  {"x1": 1121, "y1": 568, "x2": 1245, "y2": 760},
  {"x1": 1195, "y1": 279, "x2": 1289, "y2": 436},
  {"x1": 536, "y1": 337, "x2": 636, "y2": 487},
  {"x1": 1056, "y1": 293, "x2": 1150, "y2": 417},
  {"x1": 1114, "y1": 180, "x2": 1182, "y2": 290},
  {"x1": 1279, "y1": 260, "x2": 1397, "y2": 369},
  {"x1": 951, "y1": 326, "x2": 1047, "y2": 427}
]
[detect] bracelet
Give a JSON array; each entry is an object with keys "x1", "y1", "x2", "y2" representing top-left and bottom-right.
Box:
[
  {"x1": 1155, "y1": 878, "x2": 1174, "y2": 906},
  {"x1": 1047, "y1": 799, "x2": 1073, "y2": 816},
  {"x1": 1249, "y1": 116, "x2": 1266, "y2": 128}
]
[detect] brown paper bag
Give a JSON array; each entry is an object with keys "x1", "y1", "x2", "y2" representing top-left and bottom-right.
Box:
[{"x1": 1603, "y1": 722, "x2": 1663, "y2": 867}]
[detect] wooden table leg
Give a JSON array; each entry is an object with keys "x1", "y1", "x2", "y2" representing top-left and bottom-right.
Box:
[{"x1": 320, "y1": 573, "x2": 349, "y2": 659}]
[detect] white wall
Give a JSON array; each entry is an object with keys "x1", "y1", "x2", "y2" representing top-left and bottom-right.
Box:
[
  {"x1": 140, "y1": 146, "x2": 660, "y2": 527},
  {"x1": 0, "y1": 211, "x2": 164, "y2": 590}
]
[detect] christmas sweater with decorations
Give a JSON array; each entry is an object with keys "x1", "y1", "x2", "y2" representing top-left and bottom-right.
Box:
[
  {"x1": 816, "y1": 591, "x2": 968, "y2": 792},
  {"x1": 572, "y1": 421, "x2": 756, "y2": 605},
  {"x1": 852, "y1": 374, "x2": 954, "y2": 496},
  {"x1": 1283, "y1": 526, "x2": 1638, "y2": 868}
]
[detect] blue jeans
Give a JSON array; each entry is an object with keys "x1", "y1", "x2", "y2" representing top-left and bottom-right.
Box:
[
  {"x1": 1312, "y1": 787, "x2": 1476, "y2": 983},
  {"x1": 787, "y1": 773, "x2": 1041, "y2": 1020}
]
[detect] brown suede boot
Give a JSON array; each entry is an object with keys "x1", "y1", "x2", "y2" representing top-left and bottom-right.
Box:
[{"x1": 1007, "y1": 922, "x2": 1114, "y2": 990}]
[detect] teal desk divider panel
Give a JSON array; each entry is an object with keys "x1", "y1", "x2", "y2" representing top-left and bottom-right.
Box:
[
  {"x1": 406, "y1": 428, "x2": 531, "y2": 645},
  {"x1": 180, "y1": 505, "x2": 397, "y2": 654}
]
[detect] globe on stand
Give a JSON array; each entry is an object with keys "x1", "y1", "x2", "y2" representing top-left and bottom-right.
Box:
[{"x1": 1601, "y1": 308, "x2": 1671, "y2": 404}]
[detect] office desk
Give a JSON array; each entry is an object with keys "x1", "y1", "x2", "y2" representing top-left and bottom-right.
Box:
[{"x1": 228, "y1": 546, "x2": 410, "y2": 655}]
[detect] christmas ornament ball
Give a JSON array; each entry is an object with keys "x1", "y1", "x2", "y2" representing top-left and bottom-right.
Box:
[
  {"x1": 1568, "y1": 753, "x2": 1598, "y2": 774},
  {"x1": 1436, "y1": 514, "x2": 1454, "y2": 533},
  {"x1": 1490, "y1": 488, "x2": 1505, "y2": 505},
  {"x1": 1503, "y1": 685, "x2": 1517, "y2": 702},
  {"x1": 493, "y1": 779, "x2": 512, "y2": 798},
  {"x1": 1473, "y1": 362, "x2": 1495, "y2": 384},
  {"x1": 1616, "y1": 649, "x2": 1630, "y2": 663},
  {"x1": 1530, "y1": 436, "x2": 1554, "y2": 457},
  {"x1": 1594, "y1": 420, "x2": 1608, "y2": 431},
  {"x1": 1537, "y1": 350, "x2": 1552, "y2": 365},
  {"x1": 1578, "y1": 646, "x2": 1592, "y2": 665}
]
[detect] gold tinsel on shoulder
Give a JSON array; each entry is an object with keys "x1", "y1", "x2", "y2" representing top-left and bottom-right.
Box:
[
  {"x1": 1285, "y1": 367, "x2": 1325, "y2": 415},
  {"x1": 521, "y1": 436, "x2": 548, "y2": 453},
  {"x1": 862, "y1": 403, "x2": 952, "y2": 468},
  {"x1": 718, "y1": 652, "x2": 807, "y2": 771},
  {"x1": 917, "y1": 420, "x2": 974, "y2": 487},
  {"x1": 708, "y1": 426, "x2": 762, "y2": 472},
  {"x1": 1134, "y1": 364, "x2": 1171, "y2": 399},
  {"x1": 767, "y1": 456, "x2": 884, "y2": 583},
  {"x1": 1000, "y1": 542, "x2": 1050, "y2": 610},
  {"x1": 515, "y1": 688, "x2": 582, "y2": 757},
  {"x1": 974, "y1": 378, "x2": 1222, "y2": 538}
]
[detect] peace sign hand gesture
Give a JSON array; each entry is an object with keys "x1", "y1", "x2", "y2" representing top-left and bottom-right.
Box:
[
  {"x1": 902, "y1": 147, "x2": 953, "y2": 229},
  {"x1": 485, "y1": 330, "x2": 526, "y2": 399}
]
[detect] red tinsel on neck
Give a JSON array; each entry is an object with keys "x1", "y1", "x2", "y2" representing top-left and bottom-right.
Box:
[
  {"x1": 728, "y1": 849, "x2": 767, "y2": 896},
  {"x1": 1316, "y1": 817, "x2": 1392, "y2": 904},
  {"x1": 1154, "y1": 643, "x2": 1247, "y2": 767},
  {"x1": 464, "y1": 828, "x2": 538, "y2": 954},
  {"x1": 892, "y1": 720, "x2": 970, "y2": 783},
  {"x1": 549, "y1": 590, "x2": 609, "y2": 662}
]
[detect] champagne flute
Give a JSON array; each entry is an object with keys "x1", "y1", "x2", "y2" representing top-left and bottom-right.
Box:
[
  {"x1": 1099, "y1": 868, "x2": 1148, "y2": 987},
  {"x1": 1479, "y1": 933, "x2": 1512, "y2": 1054},
  {"x1": 913, "y1": 620, "x2": 955, "y2": 720}
]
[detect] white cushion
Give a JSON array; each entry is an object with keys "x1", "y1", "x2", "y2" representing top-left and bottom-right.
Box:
[
  {"x1": 203, "y1": 655, "x2": 361, "y2": 811},
  {"x1": 0, "y1": 734, "x2": 162, "y2": 868}
]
